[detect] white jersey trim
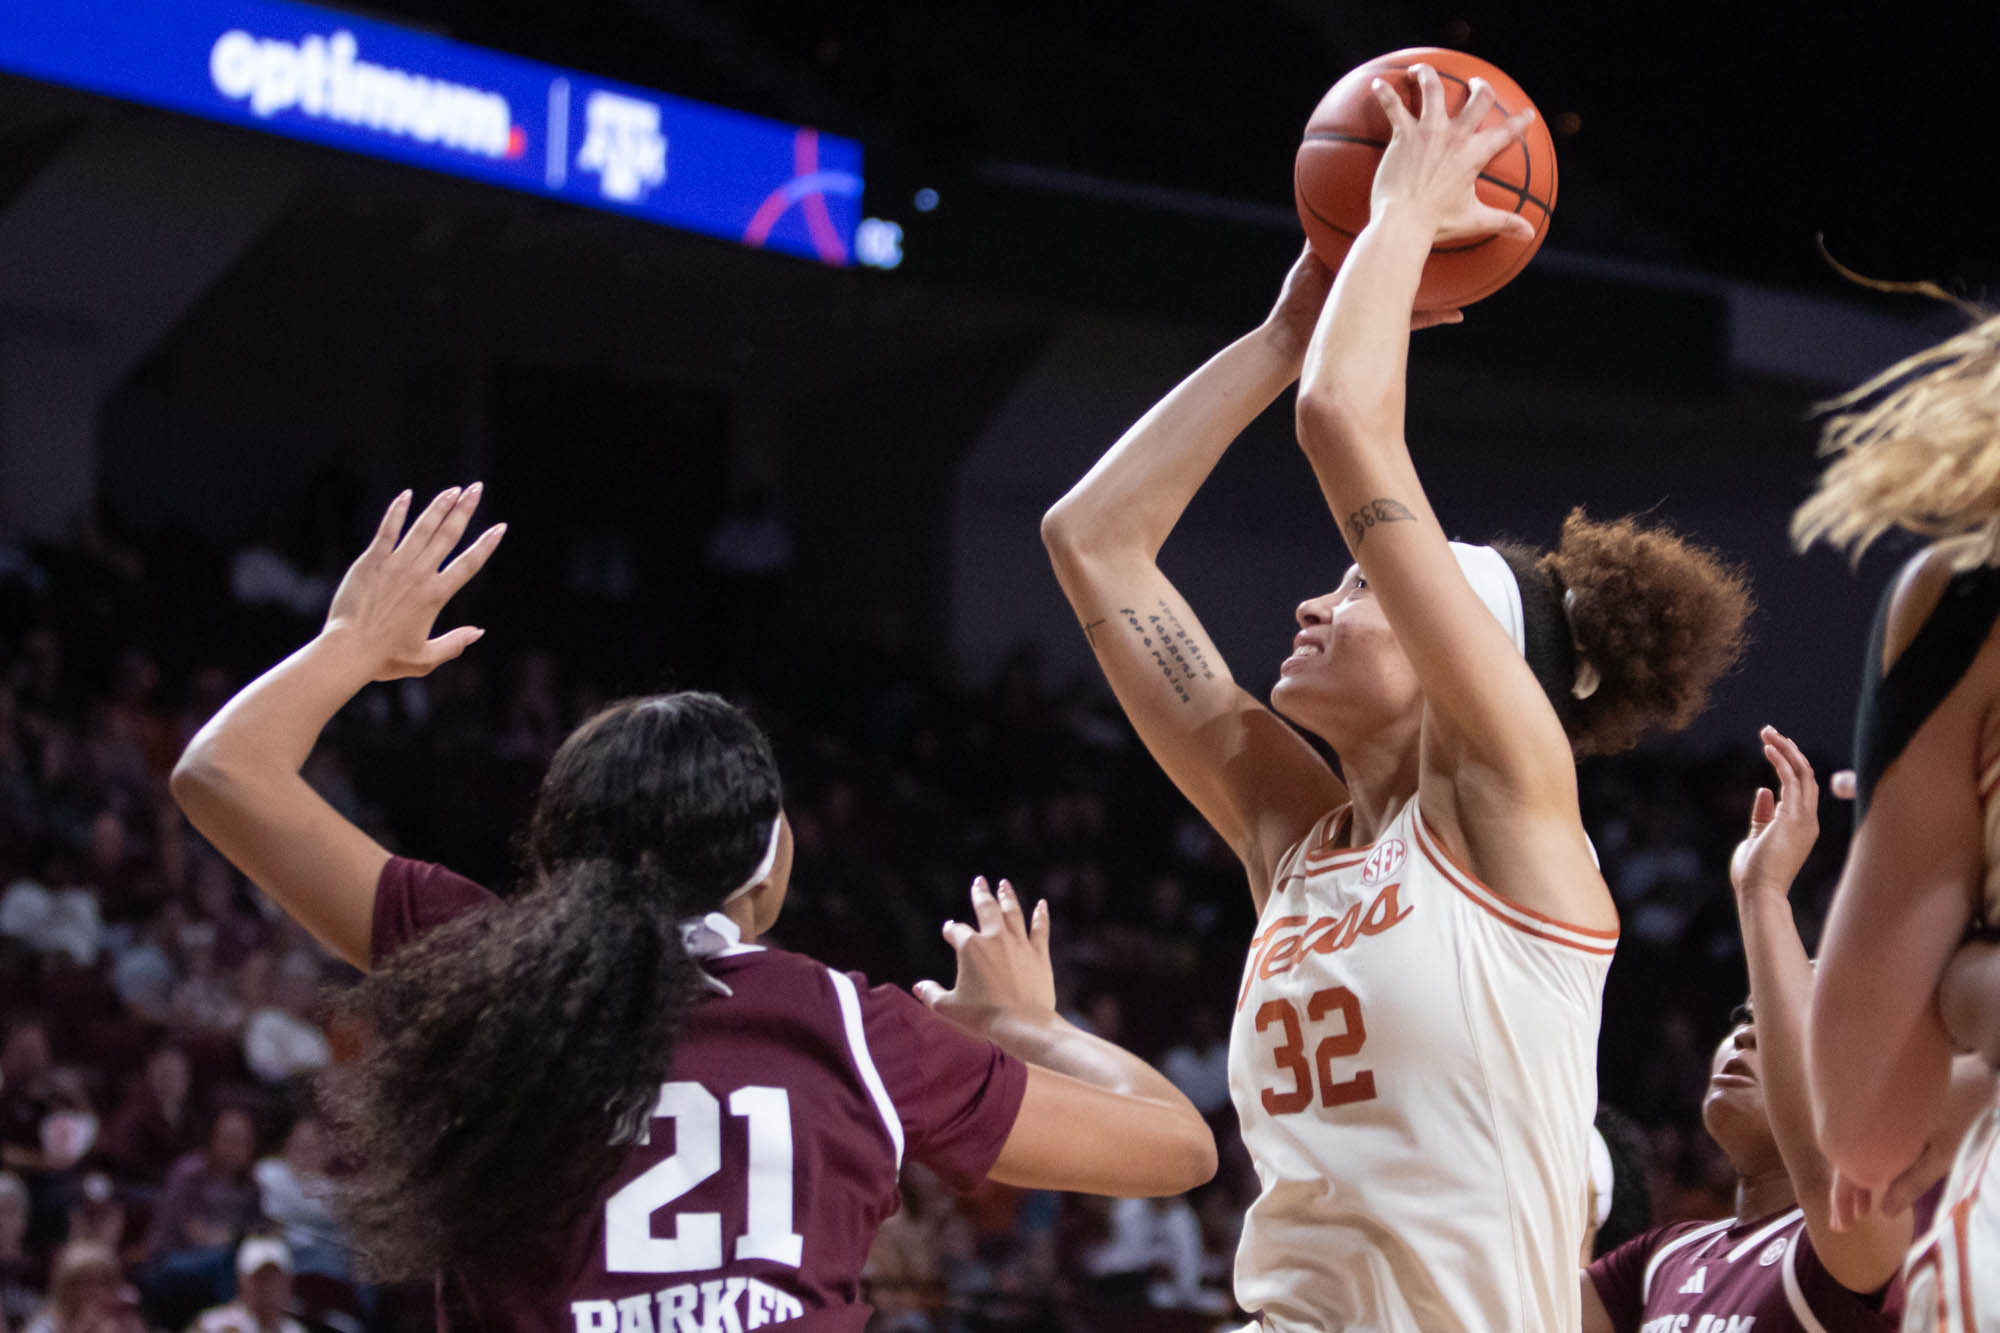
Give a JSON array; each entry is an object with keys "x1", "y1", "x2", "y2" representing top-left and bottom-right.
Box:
[
  {"x1": 1409, "y1": 813, "x2": 1619, "y2": 956},
  {"x1": 1779, "y1": 1229, "x2": 1833, "y2": 1333},
  {"x1": 1640, "y1": 1217, "x2": 1733, "y2": 1303},
  {"x1": 1726, "y1": 1207, "x2": 1801, "y2": 1263},
  {"x1": 825, "y1": 968, "x2": 905, "y2": 1171}
]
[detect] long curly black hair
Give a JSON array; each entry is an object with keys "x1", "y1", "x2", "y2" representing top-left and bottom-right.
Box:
[{"x1": 319, "y1": 692, "x2": 782, "y2": 1280}]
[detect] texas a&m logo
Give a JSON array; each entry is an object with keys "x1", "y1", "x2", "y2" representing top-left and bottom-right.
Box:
[{"x1": 1237, "y1": 880, "x2": 1413, "y2": 1011}]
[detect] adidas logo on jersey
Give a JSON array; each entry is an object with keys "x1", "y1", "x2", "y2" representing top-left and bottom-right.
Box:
[{"x1": 1678, "y1": 1266, "x2": 1706, "y2": 1294}]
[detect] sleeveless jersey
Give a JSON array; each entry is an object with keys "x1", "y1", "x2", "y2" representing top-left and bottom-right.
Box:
[
  {"x1": 1902, "y1": 1103, "x2": 2000, "y2": 1332},
  {"x1": 1227, "y1": 797, "x2": 1615, "y2": 1332},
  {"x1": 1845, "y1": 565, "x2": 2000, "y2": 1329},
  {"x1": 370, "y1": 858, "x2": 1028, "y2": 1333},
  {"x1": 1853, "y1": 563, "x2": 2000, "y2": 928}
]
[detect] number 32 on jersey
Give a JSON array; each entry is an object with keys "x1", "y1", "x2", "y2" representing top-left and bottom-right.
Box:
[
  {"x1": 1258, "y1": 986, "x2": 1376, "y2": 1115},
  {"x1": 605, "y1": 1082, "x2": 804, "y2": 1273}
]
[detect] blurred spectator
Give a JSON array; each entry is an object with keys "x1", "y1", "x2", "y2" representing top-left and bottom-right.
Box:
[
  {"x1": 0, "y1": 1171, "x2": 39, "y2": 1330},
  {"x1": 240, "y1": 957, "x2": 327, "y2": 1087},
  {"x1": 63, "y1": 1175, "x2": 123, "y2": 1256},
  {"x1": 108, "y1": 908, "x2": 181, "y2": 1027},
  {"x1": 1160, "y1": 1007, "x2": 1232, "y2": 1119},
  {"x1": 1075, "y1": 1194, "x2": 1219, "y2": 1313},
  {"x1": 138, "y1": 1108, "x2": 259, "y2": 1327},
  {"x1": 0, "y1": 1021, "x2": 55, "y2": 1178},
  {"x1": 0, "y1": 883, "x2": 102, "y2": 969},
  {"x1": 99, "y1": 1049, "x2": 195, "y2": 1191},
  {"x1": 862, "y1": 1167, "x2": 946, "y2": 1333},
  {"x1": 188, "y1": 1238, "x2": 303, "y2": 1333},
  {"x1": 168, "y1": 928, "x2": 242, "y2": 1043},
  {"x1": 19, "y1": 1240, "x2": 118, "y2": 1333},
  {"x1": 250, "y1": 1116, "x2": 343, "y2": 1280}
]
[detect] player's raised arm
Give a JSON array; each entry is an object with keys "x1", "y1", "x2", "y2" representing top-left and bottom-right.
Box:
[
  {"x1": 1041, "y1": 252, "x2": 1351, "y2": 902},
  {"x1": 916, "y1": 878, "x2": 1215, "y2": 1196},
  {"x1": 171, "y1": 486, "x2": 505, "y2": 971},
  {"x1": 1290, "y1": 66, "x2": 1573, "y2": 807},
  {"x1": 1728, "y1": 728, "x2": 1911, "y2": 1290},
  {"x1": 1810, "y1": 550, "x2": 1987, "y2": 1190}
]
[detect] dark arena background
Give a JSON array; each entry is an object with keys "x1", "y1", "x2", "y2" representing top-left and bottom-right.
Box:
[{"x1": 1, "y1": 2, "x2": 1995, "y2": 1330}]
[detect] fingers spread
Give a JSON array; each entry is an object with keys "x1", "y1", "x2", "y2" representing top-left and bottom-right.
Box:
[
  {"x1": 942, "y1": 919, "x2": 975, "y2": 949},
  {"x1": 397, "y1": 487, "x2": 463, "y2": 560},
  {"x1": 422, "y1": 483, "x2": 484, "y2": 572},
  {"x1": 995, "y1": 879, "x2": 1026, "y2": 935},
  {"x1": 1031, "y1": 898, "x2": 1050, "y2": 957},
  {"x1": 1410, "y1": 63, "x2": 1445, "y2": 119},
  {"x1": 440, "y1": 523, "x2": 506, "y2": 598},
  {"x1": 968, "y1": 877, "x2": 1002, "y2": 932},
  {"x1": 913, "y1": 980, "x2": 944, "y2": 1008},
  {"x1": 371, "y1": 491, "x2": 413, "y2": 553},
  {"x1": 1457, "y1": 77, "x2": 1496, "y2": 128},
  {"x1": 419, "y1": 626, "x2": 486, "y2": 669},
  {"x1": 1370, "y1": 78, "x2": 1413, "y2": 129}
]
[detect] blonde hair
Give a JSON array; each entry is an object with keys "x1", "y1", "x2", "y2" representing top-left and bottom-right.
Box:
[{"x1": 1793, "y1": 310, "x2": 2000, "y2": 567}]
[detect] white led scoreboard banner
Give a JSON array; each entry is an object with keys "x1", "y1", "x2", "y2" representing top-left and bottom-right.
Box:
[{"x1": 0, "y1": 0, "x2": 867, "y2": 266}]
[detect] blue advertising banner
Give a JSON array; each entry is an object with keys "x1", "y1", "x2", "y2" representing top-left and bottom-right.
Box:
[{"x1": 0, "y1": 0, "x2": 864, "y2": 264}]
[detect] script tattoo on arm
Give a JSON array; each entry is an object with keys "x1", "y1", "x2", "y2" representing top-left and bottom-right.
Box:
[
  {"x1": 1115, "y1": 602, "x2": 1219, "y2": 705},
  {"x1": 1344, "y1": 497, "x2": 1416, "y2": 549}
]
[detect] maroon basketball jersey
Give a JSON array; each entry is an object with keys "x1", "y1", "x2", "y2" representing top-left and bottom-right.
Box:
[
  {"x1": 1587, "y1": 1207, "x2": 1903, "y2": 1333},
  {"x1": 370, "y1": 858, "x2": 1029, "y2": 1333}
]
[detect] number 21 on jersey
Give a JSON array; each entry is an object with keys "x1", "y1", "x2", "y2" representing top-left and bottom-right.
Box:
[{"x1": 605, "y1": 1082, "x2": 804, "y2": 1273}]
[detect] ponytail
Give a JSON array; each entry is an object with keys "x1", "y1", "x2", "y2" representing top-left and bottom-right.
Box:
[
  {"x1": 322, "y1": 692, "x2": 783, "y2": 1280},
  {"x1": 322, "y1": 864, "x2": 699, "y2": 1278}
]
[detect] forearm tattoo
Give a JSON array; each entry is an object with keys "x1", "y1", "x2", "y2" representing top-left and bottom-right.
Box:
[
  {"x1": 1082, "y1": 618, "x2": 1107, "y2": 647},
  {"x1": 1345, "y1": 497, "x2": 1416, "y2": 548},
  {"x1": 1100, "y1": 601, "x2": 1218, "y2": 704}
]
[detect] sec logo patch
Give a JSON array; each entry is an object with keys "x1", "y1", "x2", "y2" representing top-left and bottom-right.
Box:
[
  {"x1": 1758, "y1": 1238, "x2": 1786, "y2": 1267},
  {"x1": 1361, "y1": 838, "x2": 1406, "y2": 887}
]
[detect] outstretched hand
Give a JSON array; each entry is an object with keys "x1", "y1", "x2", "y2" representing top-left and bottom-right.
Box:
[
  {"x1": 915, "y1": 877, "x2": 1056, "y2": 1033},
  {"x1": 1728, "y1": 726, "x2": 1821, "y2": 899},
  {"x1": 1368, "y1": 63, "x2": 1537, "y2": 247},
  {"x1": 322, "y1": 486, "x2": 506, "y2": 681}
]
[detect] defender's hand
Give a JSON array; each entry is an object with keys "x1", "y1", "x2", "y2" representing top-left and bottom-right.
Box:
[
  {"x1": 321, "y1": 486, "x2": 505, "y2": 681},
  {"x1": 1729, "y1": 726, "x2": 1821, "y2": 900},
  {"x1": 915, "y1": 877, "x2": 1057, "y2": 1031}
]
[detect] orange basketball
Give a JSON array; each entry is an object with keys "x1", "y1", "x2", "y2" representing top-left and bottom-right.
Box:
[{"x1": 1294, "y1": 47, "x2": 1556, "y2": 311}]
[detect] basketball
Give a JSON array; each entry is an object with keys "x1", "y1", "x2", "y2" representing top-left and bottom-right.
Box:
[{"x1": 1294, "y1": 47, "x2": 1556, "y2": 311}]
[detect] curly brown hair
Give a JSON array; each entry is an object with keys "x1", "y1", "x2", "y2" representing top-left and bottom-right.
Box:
[{"x1": 1499, "y1": 510, "x2": 1753, "y2": 756}]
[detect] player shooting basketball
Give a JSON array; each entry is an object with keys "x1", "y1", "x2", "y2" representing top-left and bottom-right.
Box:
[{"x1": 1043, "y1": 63, "x2": 1751, "y2": 1331}]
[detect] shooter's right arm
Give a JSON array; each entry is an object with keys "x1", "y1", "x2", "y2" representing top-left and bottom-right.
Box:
[{"x1": 1040, "y1": 253, "x2": 1347, "y2": 901}]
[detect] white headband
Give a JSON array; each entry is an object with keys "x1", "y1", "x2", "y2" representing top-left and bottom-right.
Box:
[
  {"x1": 1448, "y1": 542, "x2": 1527, "y2": 657},
  {"x1": 722, "y1": 816, "x2": 784, "y2": 903},
  {"x1": 1587, "y1": 1125, "x2": 1615, "y2": 1231}
]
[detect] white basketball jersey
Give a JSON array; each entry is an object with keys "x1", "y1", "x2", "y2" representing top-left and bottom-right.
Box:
[
  {"x1": 1227, "y1": 797, "x2": 1614, "y2": 1332},
  {"x1": 1902, "y1": 1102, "x2": 2000, "y2": 1332}
]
